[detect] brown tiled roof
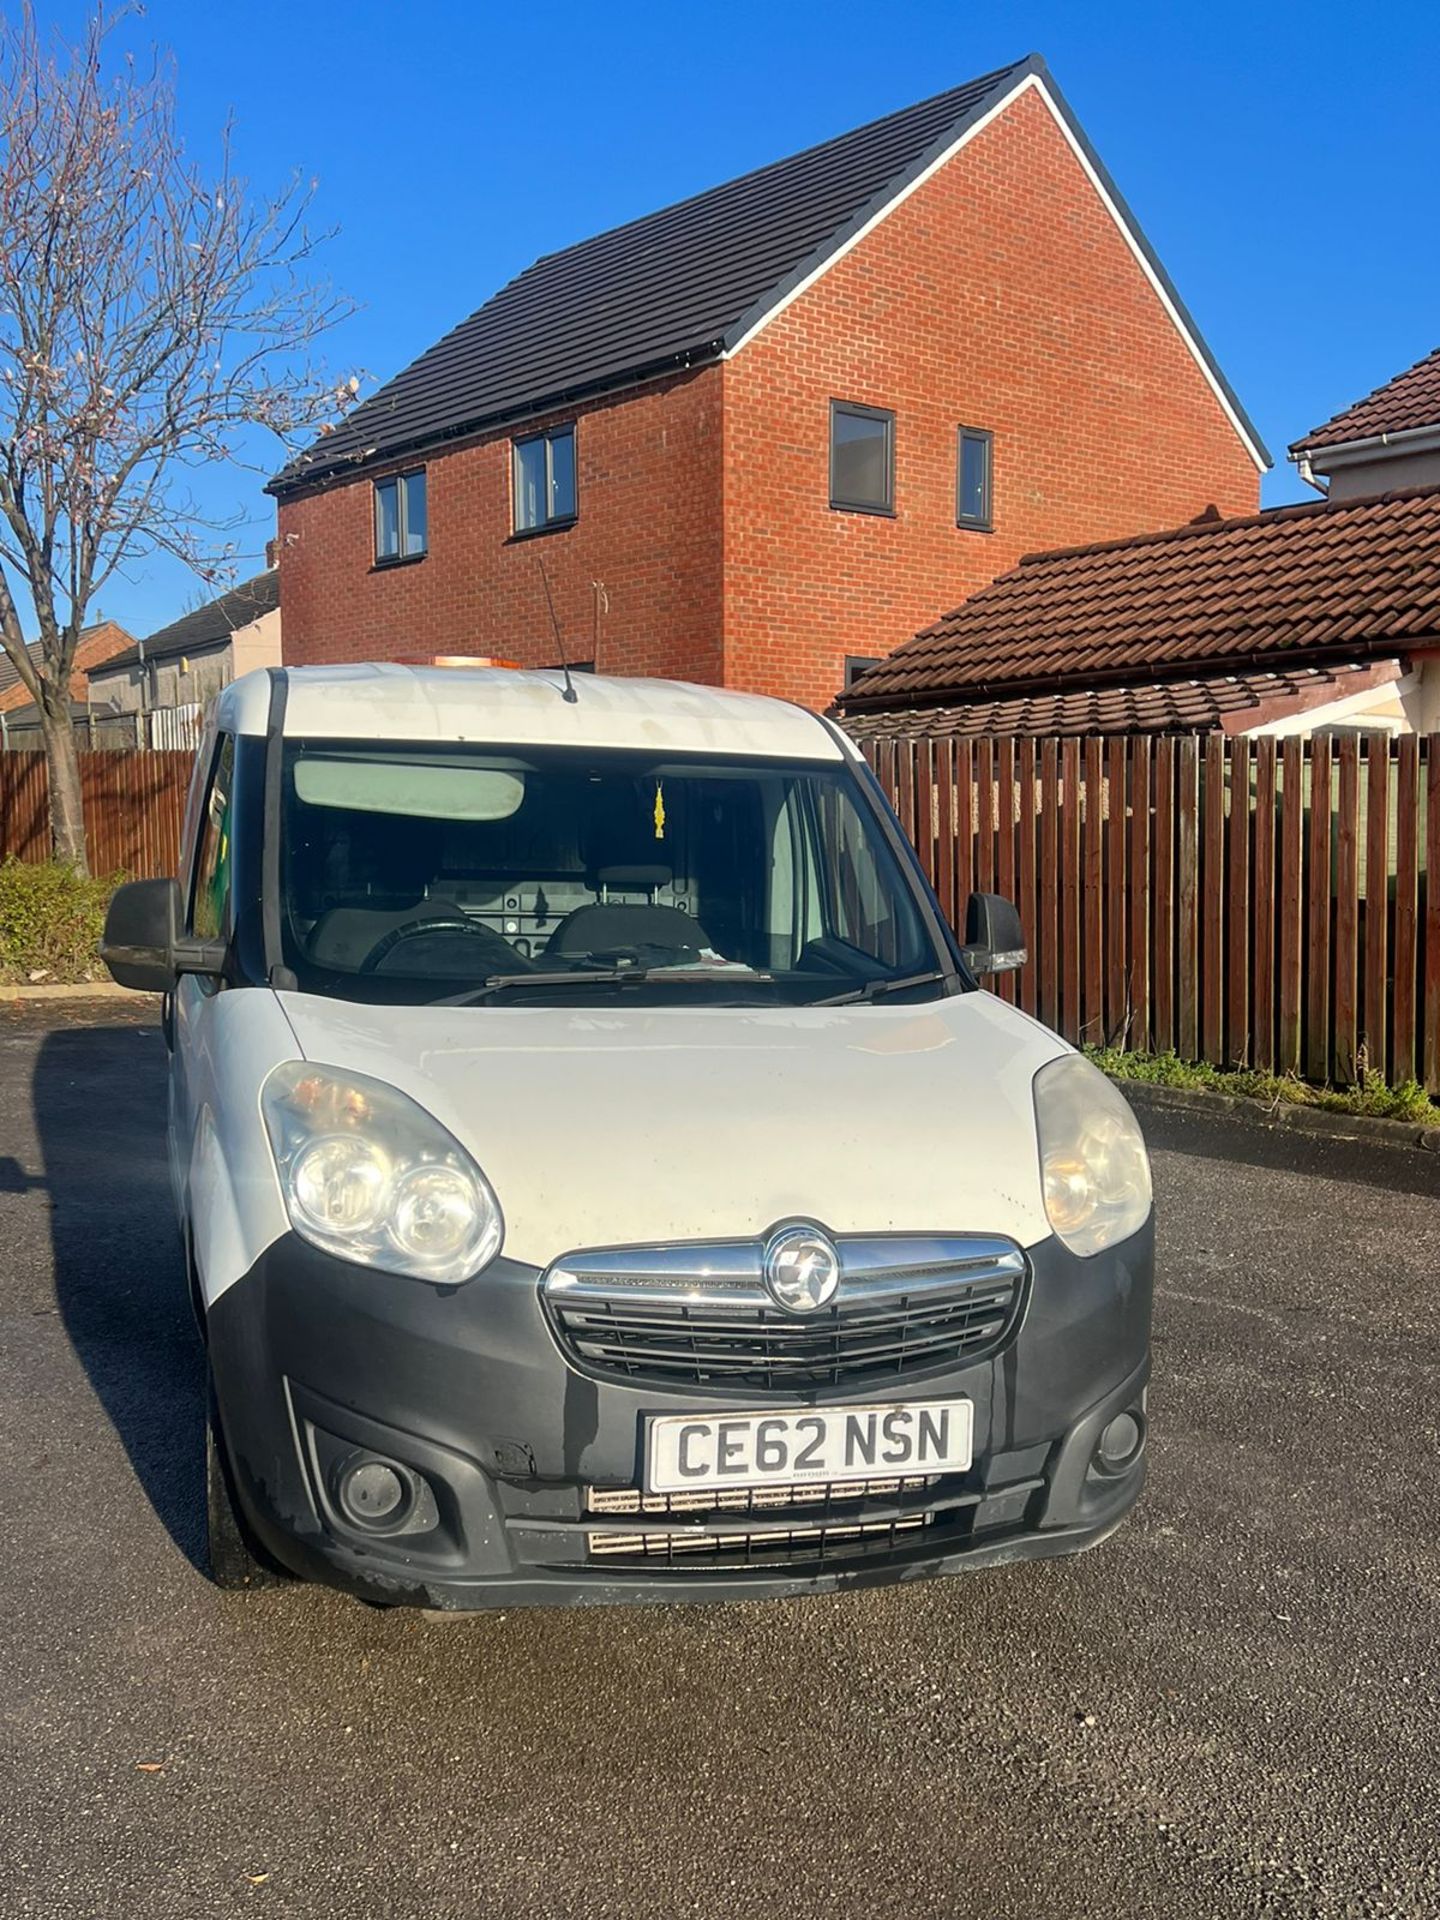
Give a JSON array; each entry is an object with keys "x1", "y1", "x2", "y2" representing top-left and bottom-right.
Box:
[
  {"x1": 841, "y1": 663, "x2": 1392, "y2": 740},
  {"x1": 1292, "y1": 346, "x2": 1440, "y2": 454},
  {"x1": 0, "y1": 620, "x2": 134, "y2": 714},
  {"x1": 836, "y1": 485, "x2": 1440, "y2": 721}
]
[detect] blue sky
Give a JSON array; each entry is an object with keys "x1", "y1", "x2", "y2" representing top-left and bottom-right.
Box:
[{"x1": 50, "y1": 0, "x2": 1440, "y2": 637}]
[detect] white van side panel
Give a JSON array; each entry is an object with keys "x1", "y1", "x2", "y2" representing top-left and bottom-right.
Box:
[{"x1": 183, "y1": 988, "x2": 299, "y2": 1308}]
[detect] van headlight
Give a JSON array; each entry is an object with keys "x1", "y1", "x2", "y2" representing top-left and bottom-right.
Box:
[
  {"x1": 261, "y1": 1062, "x2": 503, "y2": 1281},
  {"x1": 1033, "y1": 1054, "x2": 1152, "y2": 1257}
]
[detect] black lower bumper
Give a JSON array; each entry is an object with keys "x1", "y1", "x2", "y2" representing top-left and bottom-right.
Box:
[{"x1": 206, "y1": 1221, "x2": 1153, "y2": 1611}]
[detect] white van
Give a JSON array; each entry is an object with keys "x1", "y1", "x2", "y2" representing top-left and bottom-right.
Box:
[{"x1": 102, "y1": 664, "x2": 1153, "y2": 1608}]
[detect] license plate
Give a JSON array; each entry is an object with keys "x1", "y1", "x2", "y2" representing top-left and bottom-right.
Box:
[{"x1": 645, "y1": 1398, "x2": 972, "y2": 1495}]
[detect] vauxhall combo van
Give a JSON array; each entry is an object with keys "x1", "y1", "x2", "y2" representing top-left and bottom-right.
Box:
[{"x1": 101, "y1": 663, "x2": 1153, "y2": 1609}]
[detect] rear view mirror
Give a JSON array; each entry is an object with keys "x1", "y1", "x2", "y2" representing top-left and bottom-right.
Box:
[
  {"x1": 100, "y1": 878, "x2": 226, "y2": 992},
  {"x1": 962, "y1": 891, "x2": 1027, "y2": 976}
]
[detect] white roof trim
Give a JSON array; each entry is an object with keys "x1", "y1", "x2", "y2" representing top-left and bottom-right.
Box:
[{"x1": 723, "y1": 72, "x2": 1268, "y2": 477}]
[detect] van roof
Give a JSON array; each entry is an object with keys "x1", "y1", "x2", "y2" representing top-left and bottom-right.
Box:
[{"x1": 218, "y1": 663, "x2": 849, "y2": 762}]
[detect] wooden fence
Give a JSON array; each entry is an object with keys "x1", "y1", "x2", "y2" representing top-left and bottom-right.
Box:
[
  {"x1": 0, "y1": 749, "x2": 193, "y2": 878},
  {"x1": 864, "y1": 732, "x2": 1440, "y2": 1094},
  {"x1": 2, "y1": 734, "x2": 1437, "y2": 1093}
]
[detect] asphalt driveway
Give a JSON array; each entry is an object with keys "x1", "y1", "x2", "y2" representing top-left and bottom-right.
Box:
[{"x1": 1, "y1": 1001, "x2": 1436, "y2": 1920}]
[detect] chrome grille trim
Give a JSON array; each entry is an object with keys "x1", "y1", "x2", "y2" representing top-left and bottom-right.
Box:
[
  {"x1": 542, "y1": 1232, "x2": 1027, "y2": 1390},
  {"x1": 589, "y1": 1514, "x2": 931, "y2": 1559},
  {"x1": 588, "y1": 1475, "x2": 938, "y2": 1516},
  {"x1": 544, "y1": 1233, "x2": 1025, "y2": 1311}
]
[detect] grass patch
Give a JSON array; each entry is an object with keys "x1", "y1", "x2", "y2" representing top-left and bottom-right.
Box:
[
  {"x1": 0, "y1": 858, "x2": 122, "y2": 985},
  {"x1": 1086, "y1": 1045, "x2": 1440, "y2": 1128}
]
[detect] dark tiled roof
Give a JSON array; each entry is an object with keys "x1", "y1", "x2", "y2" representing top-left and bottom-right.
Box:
[
  {"x1": 1293, "y1": 345, "x2": 1440, "y2": 454},
  {"x1": 841, "y1": 662, "x2": 1392, "y2": 739},
  {"x1": 837, "y1": 486, "x2": 1440, "y2": 721},
  {"x1": 272, "y1": 55, "x2": 1267, "y2": 493},
  {"x1": 95, "y1": 572, "x2": 279, "y2": 675}
]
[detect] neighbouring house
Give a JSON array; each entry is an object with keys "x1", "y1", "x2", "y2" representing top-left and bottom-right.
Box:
[
  {"x1": 85, "y1": 571, "x2": 281, "y2": 748},
  {"x1": 834, "y1": 486, "x2": 1440, "y2": 740},
  {"x1": 1291, "y1": 345, "x2": 1440, "y2": 499},
  {"x1": 269, "y1": 55, "x2": 1267, "y2": 710},
  {"x1": 0, "y1": 619, "x2": 135, "y2": 745}
]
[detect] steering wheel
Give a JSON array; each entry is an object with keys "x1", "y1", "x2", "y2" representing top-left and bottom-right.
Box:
[{"x1": 358, "y1": 916, "x2": 520, "y2": 976}]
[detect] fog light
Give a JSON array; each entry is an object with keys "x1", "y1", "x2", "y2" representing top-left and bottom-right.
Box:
[
  {"x1": 1096, "y1": 1410, "x2": 1145, "y2": 1473},
  {"x1": 335, "y1": 1455, "x2": 412, "y2": 1530}
]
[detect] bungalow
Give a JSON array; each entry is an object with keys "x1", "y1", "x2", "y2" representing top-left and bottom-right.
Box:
[
  {"x1": 1291, "y1": 344, "x2": 1440, "y2": 500},
  {"x1": 834, "y1": 485, "x2": 1440, "y2": 741},
  {"x1": 85, "y1": 572, "x2": 280, "y2": 748}
]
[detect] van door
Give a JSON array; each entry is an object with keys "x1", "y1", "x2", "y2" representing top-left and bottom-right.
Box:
[{"x1": 170, "y1": 731, "x2": 236, "y2": 1217}]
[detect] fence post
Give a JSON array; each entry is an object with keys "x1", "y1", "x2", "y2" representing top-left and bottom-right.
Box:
[
  {"x1": 1393, "y1": 736, "x2": 1420, "y2": 1086},
  {"x1": 1176, "y1": 738, "x2": 1200, "y2": 1062},
  {"x1": 1152, "y1": 738, "x2": 1174, "y2": 1054},
  {"x1": 1201, "y1": 734, "x2": 1226, "y2": 1065},
  {"x1": 1128, "y1": 737, "x2": 1151, "y2": 1054},
  {"x1": 1252, "y1": 738, "x2": 1277, "y2": 1074},
  {"x1": 1227, "y1": 734, "x2": 1251, "y2": 1066},
  {"x1": 1278, "y1": 737, "x2": 1304, "y2": 1074},
  {"x1": 1364, "y1": 739, "x2": 1390, "y2": 1082},
  {"x1": 1307, "y1": 736, "x2": 1333, "y2": 1084},
  {"x1": 1425, "y1": 736, "x2": 1440, "y2": 1094},
  {"x1": 1061, "y1": 738, "x2": 1082, "y2": 1045},
  {"x1": 1039, "y1": 740, "x2": 1060, "y2": 1032}
]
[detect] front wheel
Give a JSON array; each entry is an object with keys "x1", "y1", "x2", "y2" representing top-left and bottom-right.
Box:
[{"x1": 206, "y1": 1384, "x2": 287, "y2": 1592}]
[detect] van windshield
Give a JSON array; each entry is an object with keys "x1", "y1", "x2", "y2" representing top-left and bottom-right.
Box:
[{"x1": 278, "y1": 741, "x2": 952, "y2": 1005}]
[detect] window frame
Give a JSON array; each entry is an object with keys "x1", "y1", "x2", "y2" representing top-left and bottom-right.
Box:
[
  {"x1": 844, "y1": 655, "x2": 883, "y2": 690},
  {"x1": 956, "y1": 426, "x2": 993, "y2": 532},
  {"x1": 187, "y1": 731, "x2": 236, "y2": 942},
  {"x1": 829, "y1": 400, "x2": 895, "y2": 517},
  {"x1": 511, "y1": 423, "x2": 579, "y2": 537},
  {"x1": 373, "y1": 468, "x2": 428, "y2": 567}
]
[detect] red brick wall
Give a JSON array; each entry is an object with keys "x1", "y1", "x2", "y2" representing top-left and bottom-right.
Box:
[
  {"x1": 278, "y1": 82, "x2": 1260, "y2": 709},
  {"x1": 723, "y1": 83, "x2": 1261, "y2": 707},
  {"x1": 0, "y1": 619, "x2": 135, "y2": 714},
  {"x1": 278, "y1": 368, "x2": 724, "y2": 680}
]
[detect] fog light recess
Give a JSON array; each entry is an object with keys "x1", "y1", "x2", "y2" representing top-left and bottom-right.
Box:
[
  {"x1": 334, "y1": 1453, "x2": 416, "y2": 1532},
  {"x1": 1095, "y1": 1409, "x2": 1146, "y2": 1475}
]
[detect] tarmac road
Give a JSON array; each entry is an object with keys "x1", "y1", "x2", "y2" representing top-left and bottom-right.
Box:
[{"x1": 1, "y1": 1001, "x2": 1437, "y2": 1920}]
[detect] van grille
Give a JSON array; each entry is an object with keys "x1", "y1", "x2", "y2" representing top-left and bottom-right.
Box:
[
  {"x1": 585, "y1": 1475, "x2": 947, "y2": 1565},
  {"x1": 543, "y1": 1234, "x2": 1026, "y2": 1391}
]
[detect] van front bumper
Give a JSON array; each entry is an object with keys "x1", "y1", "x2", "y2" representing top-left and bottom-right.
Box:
[{"x1": 206, "y1": 1221, "x2": 1153, "y2": 1610}]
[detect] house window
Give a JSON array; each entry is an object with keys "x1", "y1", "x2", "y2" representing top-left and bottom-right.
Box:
[
  {"x1": 845, "y1": 655, "x2": 883, "y2": 689},
  {"x1": 374, "y1": 470, "x2": 427, "y2": 563},
  {"x1": 830, "y1": 402, "x2": 894, "y2": 515},
  {"x1": 957, "y1": 427, "x2": 993, "y2": 530},
  {"x1": 513, "y1": 425, "x2": 577, "y2": 534}
]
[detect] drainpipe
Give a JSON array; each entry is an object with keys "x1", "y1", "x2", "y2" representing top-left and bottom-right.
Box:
[{"x1": 1296, "y1": 453, "x2": 1329, "y2": 497}]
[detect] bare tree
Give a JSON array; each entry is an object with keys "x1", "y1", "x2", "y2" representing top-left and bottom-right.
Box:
[{"x1": 0, "y1": 4, "x2": 354, "y2": 869}]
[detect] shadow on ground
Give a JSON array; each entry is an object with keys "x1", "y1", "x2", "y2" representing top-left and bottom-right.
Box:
[{"x1": 24, "y1": 1017, "x2": 207, "y2": 1571}]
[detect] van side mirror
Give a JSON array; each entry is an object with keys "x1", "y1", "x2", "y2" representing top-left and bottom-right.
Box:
[
  {"x1": 962, "y1": 891, "x2": 1027, "y2": 976},
  {"x1": 100, "y1": 878, "x2": 226, "y2": 992}
]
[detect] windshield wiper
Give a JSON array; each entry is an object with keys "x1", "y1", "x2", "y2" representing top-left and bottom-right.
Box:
[
  {"x1": 808, "y1": 968, "x2": 956, "y2": 1007},
  {"x1": 439, "y1": 967, "x2": 771, "y2": 1007}
]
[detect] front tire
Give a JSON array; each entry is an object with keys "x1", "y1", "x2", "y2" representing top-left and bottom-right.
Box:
[{"x1": 206, "y1": 1385, "x2": 287, "y2": 1591}]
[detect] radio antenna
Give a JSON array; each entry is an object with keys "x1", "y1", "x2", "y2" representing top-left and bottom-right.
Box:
[{"x1": 537, "y1": 558, "x2": 579, "y2": 703}]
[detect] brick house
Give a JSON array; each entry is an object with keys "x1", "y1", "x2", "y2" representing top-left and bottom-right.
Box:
[
  {"x1": 270, "y1": 54, "x2": 1267, "y2": 710},
  {"x1": 0, "y1": 619, "x2": 135, "y2": 743}
]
